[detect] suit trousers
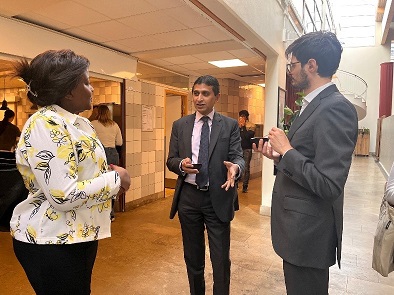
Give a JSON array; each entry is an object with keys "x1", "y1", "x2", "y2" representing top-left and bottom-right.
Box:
[
  {"x1": 178, "y1": 183, "x2": 231, "y2": 295},
  {"x1": 241, "y1": 149, "x2": 252, "y2": 188},
  {"x1": 283, "y1": 260, "x2": 329, "y2": 295}
]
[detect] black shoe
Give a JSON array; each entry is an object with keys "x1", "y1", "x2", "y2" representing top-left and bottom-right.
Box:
[{"x1": 242, "y1": 187, "x2": 248, "y2": 193}]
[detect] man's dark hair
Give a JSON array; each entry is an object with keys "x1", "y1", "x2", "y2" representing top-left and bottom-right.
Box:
[
  {"x1": 239, "y1": 110, "x2": 249, "y2": 119},
  {"x1": 192, "y1": 75, "x2": 220, "y2": 96},
  {"x1": 285, "y1": 31, "x2": 342, "y2": 78},
  {"x1": 0, "y1": 109, "x2": 15, "y2": 135}
]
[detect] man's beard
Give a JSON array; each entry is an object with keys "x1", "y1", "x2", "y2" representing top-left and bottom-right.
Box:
[{"x1": 291, "y1": 68, "x2": 310, "y2": 91}]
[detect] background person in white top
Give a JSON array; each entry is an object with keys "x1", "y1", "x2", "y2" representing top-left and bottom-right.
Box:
[{"x1": 91, "y1": 105, "x2": 123, "y2": 221}]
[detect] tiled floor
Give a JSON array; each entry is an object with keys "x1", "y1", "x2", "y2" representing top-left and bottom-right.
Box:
[{"x1": 0, "y1": 156, "x2": 393, "y2": 294}]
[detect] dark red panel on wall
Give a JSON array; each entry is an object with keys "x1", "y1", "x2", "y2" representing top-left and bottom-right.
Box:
[{"x1": 379, "y1": 62, "x2": 393, "y2": 118}]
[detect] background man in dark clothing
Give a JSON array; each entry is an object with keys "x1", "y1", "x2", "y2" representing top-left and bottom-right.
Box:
[{"x1": 238, "y1": 110, "x2": 255, "y2": 193}]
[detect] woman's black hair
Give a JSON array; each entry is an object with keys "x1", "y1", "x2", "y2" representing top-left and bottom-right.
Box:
[
  {"x1": 13, "y1": 49, "x2": 90, "y2": 107},
  {"x1": 0, "y1": 109, "x2": 15, "y2": 135}
]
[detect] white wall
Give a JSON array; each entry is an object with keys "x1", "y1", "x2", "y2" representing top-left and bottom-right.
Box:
[
  {"x1": 340, "y1": 26, "x2": 390, "y2": 153},
  {"x1": 205, "y1": 0, "x2": 293, "y2": 215},
  {"x1": 0, "y1": 17, "x2": 137, "y2": 79},
  {"x1": 222, "y1": 0, "x2": 285, "y2": 55},
  {"x1": 379, "y1": 115, "x2": 394, "y2": 177}
]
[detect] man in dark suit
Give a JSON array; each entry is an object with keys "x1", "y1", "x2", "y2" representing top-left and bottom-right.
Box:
[
  {"x1": 255, "y1": 31, "x2": 358, "y2": 294},
  {"x1": 167, "y1": 75, "x2": 245, "y2": 295}
]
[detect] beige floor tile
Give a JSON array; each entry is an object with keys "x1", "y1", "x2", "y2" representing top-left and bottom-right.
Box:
[{"x1": 0, "y1": 156, "x2": 392, "y2": 294}]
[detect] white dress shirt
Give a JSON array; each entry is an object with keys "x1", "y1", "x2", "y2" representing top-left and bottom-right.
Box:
[
  {"x1": 184, "y1": 110, "x2": 214, "y2": 185},
  {"x1": 299, "y1": 82, "x2": 334, "y2": 115}
]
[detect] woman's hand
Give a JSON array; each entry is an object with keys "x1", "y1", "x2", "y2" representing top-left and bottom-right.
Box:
[{"x1": 110, "y1": 164, "x2": 130, "y2": 192}]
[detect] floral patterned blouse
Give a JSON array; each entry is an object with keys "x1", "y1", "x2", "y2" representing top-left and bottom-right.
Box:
[{"x1": 10, "y1": 105, "x2": 121, "y2": 244}]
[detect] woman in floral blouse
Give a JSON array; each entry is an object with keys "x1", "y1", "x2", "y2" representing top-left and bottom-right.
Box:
[{"x1": 10, "y1": 49, "x2": 130, "y2": 294}]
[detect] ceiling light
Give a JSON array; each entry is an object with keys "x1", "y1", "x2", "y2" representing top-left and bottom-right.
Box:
[
  {"x1": 258, "y1": 83, "x2": 265, "y2": 87},
  {"x1": 208, "y1": 59, "x2": 247, "y2": 68}
]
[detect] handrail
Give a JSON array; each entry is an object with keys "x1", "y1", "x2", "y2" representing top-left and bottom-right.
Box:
[
  {"x1": 333, "y1": 69, "x2": 368, "y2": 101},
  {"x1": 337, "y1": 69, "x2": 368, "y2": 88}
]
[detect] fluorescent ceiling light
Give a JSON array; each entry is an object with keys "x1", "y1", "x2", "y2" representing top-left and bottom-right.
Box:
[
  {"x1": 258, "y1": 83, "x2": 265, "y2": 87},
  {"x1": 208, "y1": 59, "x2": 247, "y2": 68}
]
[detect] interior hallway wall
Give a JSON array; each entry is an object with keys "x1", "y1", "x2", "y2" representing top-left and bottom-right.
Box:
[
  {"x1": 339, "y1": 24, "x2": 390, "y2": 153},
  {"x1": 123, "y1": 79, "x2": 165, "y2": 209},
  {"x1": 188, "y1": 76, "x2": 265, "y2": 177},
  {"x1": 379, "y1": 114, "x2": 394, "y2": 176},
  {"x1": 200, "y1": 0, "x2": 295, "y2": 214}
]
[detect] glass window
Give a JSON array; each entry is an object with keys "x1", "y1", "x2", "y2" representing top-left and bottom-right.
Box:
[{"x1": 291, "y1": 0, "x2": 304, "y2": 17}]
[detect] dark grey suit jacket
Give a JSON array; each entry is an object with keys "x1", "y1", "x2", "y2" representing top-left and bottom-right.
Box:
[
  {"x1": 167, "y1": 112, "x2": 245, "y2": 223},
  {"x1": 272, "y1": 84, "x2": 358, "y2": 269}
]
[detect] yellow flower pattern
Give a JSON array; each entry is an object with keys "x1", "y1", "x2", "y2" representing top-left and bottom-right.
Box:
[{"x1": 10, "y1": 105, "x2": 121, "y2": 244}]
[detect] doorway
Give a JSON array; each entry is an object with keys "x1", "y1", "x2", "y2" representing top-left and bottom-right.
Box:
[{"x1": 164, "y1": 90, "x2": 187, "y2": 188}]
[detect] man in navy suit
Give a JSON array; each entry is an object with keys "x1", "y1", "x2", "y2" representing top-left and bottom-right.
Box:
[
  {"x1": 167, "y1": 75, "x2": 245, "y2": 295},
  {"x1": 255, "y1": 31, "x2": 358, "y2": 294}
]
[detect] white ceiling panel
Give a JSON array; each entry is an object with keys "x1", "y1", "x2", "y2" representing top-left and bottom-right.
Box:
[
  {"x1": 192, "y1": 51, "x2": 236, "y2": 62},
  {"x1": 116, "y1": 35, "x2": 170, "y2": 52},
  {"x1": 193, "y1": 25, "x2": 233, "y2": 42},
  {"x1": 101, "y1": 41, "x2": 137, "y2": 53},
  {"x1": 178, "y1": 62, "x2": 217, "y2": 70},
  {"x1": 166, "y1": 6, "x2": 213, "y2": 28},
  {"x1": 144, "y1": 0, "x2": 185, "y2": 10},
  {"x1": 195, "y1": 67, "x2": 232, "y2": 75},
  {"x1": 228, "y1": 48, "x2": 258, "y2": 59},
  {"x1": 148, "y1": 59, "x2": 176, "y2": 67},
  {"x1": 74, "y1": 0, "x2": 156, "y2": 19},
  {"x1": 163, "y1": 64, "x2": 190, "y2": 73},
  {"x1": 154, "y1": 30, "x2": 209, "y2": 47},
  {"x1": 64, "y1": 27, "x2": 109, "y2": 43},
  {"x1": 0, "y1": 0, "x2": 63, "y2": 17},
  {"x1": 160, "y1": 55, "x2": 204, "y2": 65},
  {"x1": 241, "y1": 57, "x2": 266, "y2": 66},
  {"x1": 16, "y1": 12, "x2": 70, "y2": 31},
  {"x1": 0, "y1": 0, "x2": 266, "y2": 85},
  {"x1": 32, "y1": 1, "x2": 110, "y2": 27},
  {"x1": 77, "y1": 20, "x2": 144, "y2": 42},
  {"x1": 118, "y1": 11, "x2": 187, "y2": 35}
]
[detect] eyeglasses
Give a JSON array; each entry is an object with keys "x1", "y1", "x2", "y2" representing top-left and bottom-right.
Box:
[{"x1": 286, "y1": 61, "x2": 301, "y2": 73}]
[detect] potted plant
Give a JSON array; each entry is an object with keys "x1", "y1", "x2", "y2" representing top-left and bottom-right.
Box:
[
  {"x1": 358, "y1": 127, "x2": 370, "y2": 136},
  {"x1": 282, "y1": 91, "x2": 304, "y2": 134}
]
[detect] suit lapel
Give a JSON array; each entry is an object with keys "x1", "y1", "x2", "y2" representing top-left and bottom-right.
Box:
[
  {"x1": 184, "y1": 114, "x2": 196, "y2": 158},
  {"x1": 209, "y1": 112, "x2": 222, "y2": 160},
  {"x1": 287, "y1": 84, "x2": 338, "y2": 140}
]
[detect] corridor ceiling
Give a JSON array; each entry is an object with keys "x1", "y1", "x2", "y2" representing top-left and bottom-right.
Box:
[{"x1": 0, "y1": 0, "x2": 266, "y2": 87}]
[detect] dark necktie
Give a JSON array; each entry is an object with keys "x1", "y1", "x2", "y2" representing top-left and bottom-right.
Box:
[{"x1": 195, "y1": 116, "x2": 209, "y2": 187}]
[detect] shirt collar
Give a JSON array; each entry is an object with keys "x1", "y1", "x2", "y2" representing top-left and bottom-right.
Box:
[
  {"x1": 195, "y1": 109, "x2": 215, "y2": 122},
  {"x1": 303, "y1": 82, "x2": 333, "y2": 105},
  {"x1": 46, "y1": 104, "x2": 79, "y2": 125}
]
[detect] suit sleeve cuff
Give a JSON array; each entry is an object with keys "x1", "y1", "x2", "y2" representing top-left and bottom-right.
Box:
[{"x1": 179, "y1": 160, "x2": 186, "y2": 176}]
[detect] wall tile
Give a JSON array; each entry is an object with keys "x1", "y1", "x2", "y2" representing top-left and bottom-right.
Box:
[
  {"x1": 133, "y1": 129, "x2": 141, "y2": 141},
  {"x1": 133, "y1": 92, "x2": 142, "y2": 105},
  {"x1": 155, "y1": 160, "x2": 164, "y2": 172},
  {"x1": 155, "y1": 182, "x2": 163, "y2": 194},
  {"x1": 148, "y1": 162, "x2": 155, "y2": 173},
  {"x1": 132, "y1": 176, "x2": 141, "y2": 189},
  {"x1": 133, "y1": 140, "x2": 141, "y2": 153},
  {"x1": 148, "y1": 184, "x2": 155, "y2": 195}
]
